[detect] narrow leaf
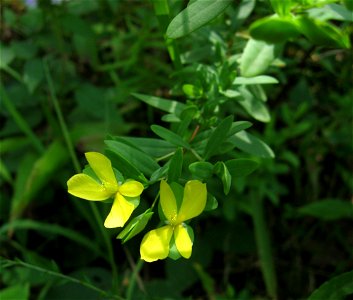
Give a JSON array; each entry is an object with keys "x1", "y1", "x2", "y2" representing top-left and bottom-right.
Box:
[
  {"x1": 308, "y1": 270, "x2": 353, "y2": 300},
  {"x1": 237, "y1": 86, "x2": 271, "y2": 123},
  {"x1": 214, "y1": 162, "x2": 232, "y2": 195},
  {"x1": 203, "y1": 115, "x2": 234, "y2": 160},
  {"x1": 0, "y1": 220, "x2": 102, "y2": 256},
  {"x1": 249, "y1": 15, "x2": 300, "y2": 43},
  {"x1": 229, "y1": 131, "x2": 275, "y2": 158},
  {"x1": 132, "y1": 93, "x2": 185, "y2": 115},
  {"x1": 10, "y1": 141, "x2": 69, "y2": 220},
  {"x1": 297, "y1": 199, "x2": 353, "y2": 221},
  {"x1": 189, "y1": 161, "x2": 214, "y2": 180},
  {"x1": 240, "y1": 39, "x2": 276, "y2": 77},
  {"x1": 233, "y1": 75, "x2": 278, "y2": 85},
  {"x1": 225, "y1": 158, "x2": 259, "y2": 177},
  {"x1": 168, "y1": 148, "x2": 183, "y2": 183},
  {"x1": 151, "y1": 125, "x2": 191, "y2": 149},
  {"x1": 166, "y1": 0, "x2": 232, "y2": 39},
  {"x1": 105, "y1": 139, "x2": 159, "y2": 177},
  {"x1": 121, "y1": 137, "x2": 176, "y2": 159},
  {"x1": 296, "y1": 16, "x2": 350, "y2": 48},
  {"x1": 117, "y1": 209, "x2": 154, "y2": 243}
]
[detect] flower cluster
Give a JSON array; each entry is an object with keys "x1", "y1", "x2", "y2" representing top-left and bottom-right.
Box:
[{"x1": 67, "y1": 152, "x2": 207, "y2": 262}]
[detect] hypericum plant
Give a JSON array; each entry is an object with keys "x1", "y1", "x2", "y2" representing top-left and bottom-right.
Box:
[{"x1": 62, "y1": 0, "x2": 352, "y2": 298}]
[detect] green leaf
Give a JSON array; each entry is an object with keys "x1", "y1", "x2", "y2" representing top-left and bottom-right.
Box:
[
  {"x1": 151, "y1": 125, "x2": 191, "y2": 149},
  {"x1": 177, "y1": 105, "x2": 198, "y2": 136},
  {"x1": 117, "y1": 209, "x2": 154, "y2": 243},
  {"x1": 205, "y1": 193, "x2": 218, "y2": 211},
  {"x1": 228, "y1": 121, "x2": 253, "y2": 135},
  {"x1": 203, "y1": 115, "x2": 234, "y2": 160},
  {"x1": 150, "y1": 163, "x2": 170, "y2": 183},
  {"x1": 229, "y1": 131, "x2": 275, "y2": 158},
  {"x1": 240, "y1": 39, "x2": 277, "y2": 77},
  {"x1": 308, "y1": 270, "x2": 353, "y2": 300},
  {"x1": 105, "y1": 139, "x2": 159, "y2": 177},
  {"x1": 0, "y1": 220, "x2": 102, "y2": 256},
  {"x1": 132, "y1": 93, "x2": 185, "y2": 115},
  {"x1": 0, "y1": 284, "x2": 29, "y2": 300},
  {"x1": 166, "y1": 0, "x2": 232, "y2": 39},
  {"x1": 189, "y1": 161, "x2": 214, "y2": 180},
  {"x1": 297, "y1": 199, "x2": 353, "y2": 221},
  {"x1": 106, "y1": 149, "x2": 146, "y2": 183},
  {"x1": 343, "y1": 0, "x2": 353, "y2": 11},
  {"x1": 296, "y1": 16, "x2": 350, "y2": 48},
  {"x1": 225, "y1": 158, "x2": 259, "y2": 177},
  {"x1": 214, "y1": 162, "x2": 232, "y2": 195},
  {"x1": 0, "y1": 137, "x2": 29, "y2": 155},
  {"x1": 0, "y1": 46, "x2": 15, "y2": 69},
  {"x1": 237, "y1": 86, "x2": 271, "y2": 122},
  {"x1": 269, "y1": 0, "x2": 293, "y2": 16},
  {"x1": 182, "y1": 84, "x2": 203, "y2": 98},
  {"x1": 250, "y1": 15, "x2": 300, "y2": 44},
  {"x1": 308, "y1": 3, "x2": 353, "y2": 22},
  {"x1": 23, "y1": 58, "x2": 44, "y2": 93},
  {"x1": 233, "y1": 75, "x2": 278, "y2": 85},
  {"x1": 10, "y1": 141, "x2": 69, "y2": 220},
  {"x1": 168, "y1": 148, "x2": 183, "y2": 183},
  {"x1": 19, "y1": 8, "x2": 44, "y2": 34},
  {"x1": 121, "y1": 137, "x2": 176, "y2": 159}
]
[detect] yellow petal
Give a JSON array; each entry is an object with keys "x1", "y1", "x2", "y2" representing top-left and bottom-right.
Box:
[
  {"x1": 160, "y1": 180, "x2": 178, "y2": 224},
  {"x1": 176, "y1": 180, "x2": 207, "y2": 223},
  {"x1": 174, "y1": 224, "x2": 193, "y2": 259},
  {"x1": 119, "y1": 180, "x2": 144, "y2": 197},
  {"x1": 140, "y1": 226, "x2": 173, "y2": 262},
  {"x1": 67, "y1": 174, "x2": 111, "y2": 200},
  {"x1": 85, "y1": 152, "x2": 118, "y2": 193},
  {"x1": 104, "y1": 193, "x2": 135, "y2": 228}
]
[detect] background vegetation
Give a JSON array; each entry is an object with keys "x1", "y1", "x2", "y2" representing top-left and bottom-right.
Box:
[{"x1": 1, "y1": 0, "x2": 352, "y2": 299}]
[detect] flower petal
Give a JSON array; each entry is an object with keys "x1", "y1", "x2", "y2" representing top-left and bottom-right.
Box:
[
  {"x1": 174, "y1": 224, "x2": 193, "y2": 259},
  {"x1": 67, "y1": 174, "x2": 111, "y2": 200},
  {"x1": 104, "y1": 193, "x2": 135, "y2": 228},
  {"x1": 119, "y1": 180, "x2": 144, "y2": 197},
  {"x1": 85, "y1": 152, "x2": 118, "y2": 193},
  {"x1": 176, "y1": 180, "x2": 207, "y2": 223},
  {"x1": 140, "y1": 225, "x2": 173, "y2": 262},
  {"x1": 160, "y1": 180, "x2": 178, "y2": 223}
]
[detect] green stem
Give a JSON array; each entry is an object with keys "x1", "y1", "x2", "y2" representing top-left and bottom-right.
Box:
[
  {"x1": 43, "y1": 59, "x2": 119, "y2": 294},
  {"x1": 0, "y1": 82, "x2": 45, "y2": 154},
  {"x1": 251, "y1": 192, "x2": 277, "y2": 299},
  {"x1": 43, "y1": 59, "x2": 80, "y2": 173},
  {"x1": 151, "y1": 0, "x2": 182, "y2": 69},
  {"x1": 2, "y1": 65, "x2": 23, "y2": 82},
  {"x1": 191, "y1": 148, "x2": 203, "y2": 161},
  {"x1": 0, "y1": 257, "x2": 125, "y2": 300},
  {"x1": 125, "y1": 248, "x2": 145, "y2": 300}
]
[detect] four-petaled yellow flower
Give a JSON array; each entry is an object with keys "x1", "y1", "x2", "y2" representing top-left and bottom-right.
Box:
[
  {"x1": 140, "y1": 180, "x2": 207, "y2": 262},
  {"x1": 67, "y1": 152, "x2": 144, "y2": 228}
]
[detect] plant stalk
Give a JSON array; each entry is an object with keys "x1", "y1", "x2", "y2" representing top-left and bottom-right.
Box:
[
  {"x1": 43, "y1": 59, "x2": 119, "y2": 294},
  {"x1": 251, "y1": 192, "x2": 278, "y2": 299},
  {"x1": 151, "y1": 0, "x2": 182, "y2": 69}
]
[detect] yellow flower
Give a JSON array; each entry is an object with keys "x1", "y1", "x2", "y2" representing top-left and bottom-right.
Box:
[
  {"x1": 140, "y1": 180, "x2": 207, "y2": 262},
  {"x1": 67, "y1": 152, "x2": 144, "y2": 228}
]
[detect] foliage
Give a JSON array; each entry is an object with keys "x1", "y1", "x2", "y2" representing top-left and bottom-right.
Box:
[{"x1": 1, "y1": 0, "x2": 352, "y2": 299}]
